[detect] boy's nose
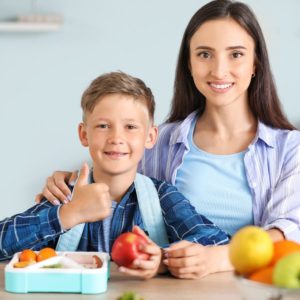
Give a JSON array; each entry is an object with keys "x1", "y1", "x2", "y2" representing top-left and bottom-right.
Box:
[{"x1": 108, "y1": 129, "x2": 124, "y2": 144}]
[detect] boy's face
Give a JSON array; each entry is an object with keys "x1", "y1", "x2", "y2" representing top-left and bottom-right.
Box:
[{"x1": 78, "y1": 94, "x2": 157, "y2": 178}]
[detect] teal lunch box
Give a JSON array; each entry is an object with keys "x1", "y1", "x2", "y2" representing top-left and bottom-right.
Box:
[{"x1": 5, "y1": 251, "x2": 110, "y2": 294}]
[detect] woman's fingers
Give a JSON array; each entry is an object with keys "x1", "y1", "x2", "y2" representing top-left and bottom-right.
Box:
[
  {"x1": 52, "y1": 172, "x2": 73, "y2": 199},
  {"x1": 164, "y1": 241, "x2": 205, "y2": 258},
  {"x1": 163, "y1": 254, "x2": 200, "y2": 268}
]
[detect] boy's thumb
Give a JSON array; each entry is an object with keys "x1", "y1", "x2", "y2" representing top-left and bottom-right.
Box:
[{"x1": 75, "y1": 163, "x2": 89, "y2": 187}]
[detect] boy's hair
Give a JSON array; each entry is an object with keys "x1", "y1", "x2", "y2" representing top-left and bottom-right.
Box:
[{"x1": 81, "y1": 71, "x2": 155, "y2": 122}]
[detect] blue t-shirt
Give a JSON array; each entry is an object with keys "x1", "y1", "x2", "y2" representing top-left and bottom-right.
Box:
[{"x1": 175, "y1": 118, "x2": 254, "y2": 235}]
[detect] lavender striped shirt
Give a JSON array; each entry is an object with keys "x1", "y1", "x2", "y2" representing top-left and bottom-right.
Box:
[{"x1": 141, "y1": 111, "x2": 300, "y2": 242}]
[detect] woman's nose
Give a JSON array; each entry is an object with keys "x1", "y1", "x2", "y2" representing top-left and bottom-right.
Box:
[{"x1": 210, "y1": 58, "x2": 229, "y2": 79}]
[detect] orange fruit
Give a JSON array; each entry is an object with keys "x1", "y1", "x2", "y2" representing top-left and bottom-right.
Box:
[
  {"x1": 270, "y1": 240, "x2": 300, "y2": 266},
  {"x1": 19, "y1": 249, "x2": 37, "y2": 262},
  {"x1": 37, "y1": 247, "x2": 57, "y2": 262},
  {"x1": 14, "y1": 261, "x2": 36, "y2": 268},
  {"x1": 248, "y1": 266, "x2": 274, "y2": 284}
]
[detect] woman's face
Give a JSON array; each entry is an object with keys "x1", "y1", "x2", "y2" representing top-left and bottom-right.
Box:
[{"x1": 189, "y1": 17, "x2": 256, "y2": 109}]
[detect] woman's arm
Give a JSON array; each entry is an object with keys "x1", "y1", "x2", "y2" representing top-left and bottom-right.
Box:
[{"x1": 163, "y1": 228, "x2": 284, "y2": 279}]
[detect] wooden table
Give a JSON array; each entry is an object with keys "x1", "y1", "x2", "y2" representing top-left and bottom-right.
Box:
[{"x1": 0, "y1": 262, "x2": 242, "y2": 300}]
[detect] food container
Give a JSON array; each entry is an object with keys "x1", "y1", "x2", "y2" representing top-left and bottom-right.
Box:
[
  {"x1": 5, "y1": 251, "x2": 110, "y2": 294},
  {"x1": 235, "y1": 275, "x2": 300, "y2": 300}
]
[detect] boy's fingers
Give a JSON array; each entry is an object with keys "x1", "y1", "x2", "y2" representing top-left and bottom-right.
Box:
[
  {"x1": 132, "y1": 258, "x2": 158, "y2": 270},
  {"x1": 132, "y1": 226, "x2": 151, "y2": 243},
  {"x1": 139, "y1": 243, "x2": 160, "y2": 255},
  {"x1": 76, "y1": 163, "x2": 89, "y2": 187}
]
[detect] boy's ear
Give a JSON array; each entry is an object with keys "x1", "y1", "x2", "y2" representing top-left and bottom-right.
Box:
[
  {"x1": 78, "y1": 123, "x2": 89, "y2": 147},
  {"x1": 145, "y1": 125, "x2": 158, "y2": 149}
]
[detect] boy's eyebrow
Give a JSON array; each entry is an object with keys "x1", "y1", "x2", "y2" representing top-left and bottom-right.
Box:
[
  {"x1": 194, "y1": 45, "x2": 247, "y2": 51},
  {"x1": 93, "y1": 117, "x2": 141, "y2": 123}
]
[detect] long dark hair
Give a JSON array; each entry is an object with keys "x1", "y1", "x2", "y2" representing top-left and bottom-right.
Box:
[{"x1": 167, "y1": 0, "x2": 295, "y2": 130}]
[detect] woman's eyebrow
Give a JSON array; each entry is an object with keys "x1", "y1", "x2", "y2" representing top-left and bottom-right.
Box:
[{"x1": 194, "y1": 45, "x2": 247, "y2": 51}]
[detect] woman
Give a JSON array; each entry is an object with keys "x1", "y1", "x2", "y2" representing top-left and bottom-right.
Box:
[{"x1": 37, "y1": 0, "x2": 300, "y2": 278}]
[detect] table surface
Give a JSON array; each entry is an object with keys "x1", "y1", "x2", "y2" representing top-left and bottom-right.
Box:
[{"x1": 1, "y1": 262, "x2": 243, "y2": 300}]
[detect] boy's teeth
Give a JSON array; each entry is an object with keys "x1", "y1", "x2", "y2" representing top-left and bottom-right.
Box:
[{"x1": 210, "y1": 83, "x2": 232, "y2": 89}]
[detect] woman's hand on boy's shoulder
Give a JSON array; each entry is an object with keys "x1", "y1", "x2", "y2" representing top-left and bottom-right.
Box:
[{"x1": 35, "y1": 170, "x2": 78, "y2": 205}]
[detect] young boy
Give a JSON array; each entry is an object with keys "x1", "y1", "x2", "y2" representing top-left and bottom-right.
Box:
[{"x1": 0, "y1": 72, "x2": 229, "y2": 279}]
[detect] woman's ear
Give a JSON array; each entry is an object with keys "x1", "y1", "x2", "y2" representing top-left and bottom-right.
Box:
[
  {"x1": 145, "y1": 125, "x2": 158, "y2": 149},
  {"x1": 78, "y1": 123, "x2": 89, "y2": 147}
]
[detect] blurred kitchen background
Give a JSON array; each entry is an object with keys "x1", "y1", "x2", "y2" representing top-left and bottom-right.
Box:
[{"x1": 0, "y1": 0, "x2": 300, "y2": 219}]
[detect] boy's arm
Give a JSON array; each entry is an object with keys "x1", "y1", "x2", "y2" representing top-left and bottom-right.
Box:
[
  {"x1": 0, "y1": 201, "x2": 65, "y2": 261},
  {"x1": 156, "y1": 181, "x2": 231, "y2": 279},
  {"x1": 157, "y1": 181, "x2": 229, "y2": 245}
]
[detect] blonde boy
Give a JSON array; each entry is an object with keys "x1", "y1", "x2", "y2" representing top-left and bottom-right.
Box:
[{"x1": 0, "y1": 72, "x2": 229, "y2": 279}]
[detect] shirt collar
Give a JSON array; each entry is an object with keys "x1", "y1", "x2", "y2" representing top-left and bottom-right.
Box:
[
  {"x1": 170, "y1": 110, "x2": 198, "y2": 146},
  {"x1": 169, "y1": 111, "x2": 276, "y2": 149},
  {"x1": 250, "y1": 121, "x2": 276, "y2": 148}
]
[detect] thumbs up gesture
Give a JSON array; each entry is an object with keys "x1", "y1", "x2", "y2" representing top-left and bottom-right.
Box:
[{"x1": 59, "y1": 163, "x2": 111, "y2": 230}]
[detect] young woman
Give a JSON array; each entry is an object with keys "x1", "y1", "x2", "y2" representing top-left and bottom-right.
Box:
[{"x1": 36, "y1": 0, "x2": 300, "y2": 278}]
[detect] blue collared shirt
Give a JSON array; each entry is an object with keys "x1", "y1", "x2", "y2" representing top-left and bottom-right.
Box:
[
  {"x1": 141, "y1": 111, "x2": 300, "y2": 242},
  {"x1": 0, "y1": 177, "x2": 229, "y2": 261}
]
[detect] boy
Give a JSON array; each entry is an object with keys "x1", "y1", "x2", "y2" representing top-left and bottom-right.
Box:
[{"x1": 0, "y1": 72, "x2": 229, "y2": 279}]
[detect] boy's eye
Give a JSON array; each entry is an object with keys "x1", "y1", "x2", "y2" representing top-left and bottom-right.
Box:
[
  {"x1": 126, "y1": 124, "x2": 138, "y2": 130},
  {"x1": 97, "y1": 124, "x2": 109, "y2": 129}
]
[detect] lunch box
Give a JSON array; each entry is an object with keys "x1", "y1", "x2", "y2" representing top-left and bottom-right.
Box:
[{"x1": 5, "y1": 251, "x2": 110, "y2": 294}]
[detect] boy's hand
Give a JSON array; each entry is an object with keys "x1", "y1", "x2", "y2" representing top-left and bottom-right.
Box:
[
  {"x1": 59, "y1": 163, "x2": 111, "y2": 229},
  {"x1": 118, "y1": 226, "x2": 165, "y2": 279}
]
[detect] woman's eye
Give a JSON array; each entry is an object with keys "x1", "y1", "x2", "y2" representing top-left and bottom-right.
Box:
[
  {"x1": 232, "y1": 52, "x2": 243, "y2": 58},
  {"x1": 198, "y1": 51, "x2": 211, "y2": 59}
]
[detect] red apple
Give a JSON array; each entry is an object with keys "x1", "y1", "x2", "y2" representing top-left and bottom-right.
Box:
[{"x1": 111, "y1": 232, "x2": 150, "y2": 267}]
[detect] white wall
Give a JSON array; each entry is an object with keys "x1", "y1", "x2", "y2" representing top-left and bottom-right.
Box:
[{"x1": 0, "y1": 0, "x2": 300, "y2": 219}]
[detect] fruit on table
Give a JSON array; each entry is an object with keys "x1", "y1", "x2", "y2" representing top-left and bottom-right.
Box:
[
  {"x1": 116, "y1": 291, "x2": 145, "y2": 300},
  {"x1": 229, "y1": 226, "x2": 274, "y2": 275},
  {"x1": 19, "y1": 249, "x2": 37, "y2": 262},
  {"x1": 112, "y1": 232, "x2": 149, "y2": 267},
  {"x1": 36, "y1": 247, "x2": 57, "y2": 262},
  {"x1": 248, "y1": 266, "x2": 274, "y2": 284},
  {"x1": 13, "y1": 261, "x2": 36, "y2": 268},
  {"x1": 270, "y1": 240, "x2": 300, "y2": 266},
  {"x1": 273, "y1": 251, "x2": 300, "y2": 289}
]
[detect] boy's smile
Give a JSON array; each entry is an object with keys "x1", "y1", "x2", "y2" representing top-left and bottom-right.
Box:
[{"x1": 78, "y1": 93, "x2": 157, "y2": 183}]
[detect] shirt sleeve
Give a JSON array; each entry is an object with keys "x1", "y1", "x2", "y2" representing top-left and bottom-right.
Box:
[
  {"x1": 157, "y1": 180, "x2": 230, "y2": 246},
  {"x1": 261, "y1": 137, "x2": 300, "y2": 242},
  {"x1": 0, "y1": 201, "x2": 65, "y2": 261}
]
